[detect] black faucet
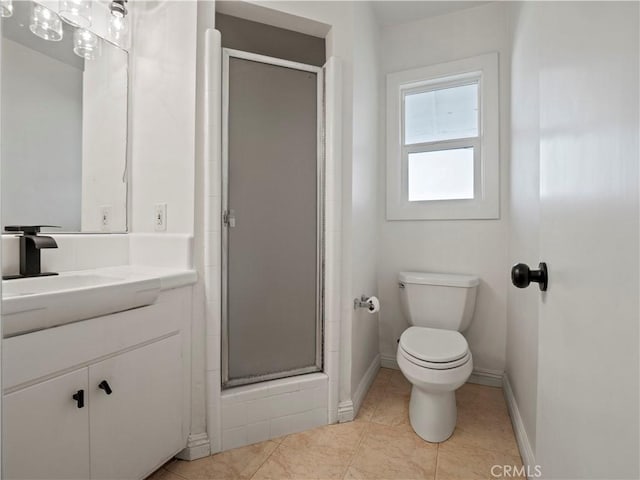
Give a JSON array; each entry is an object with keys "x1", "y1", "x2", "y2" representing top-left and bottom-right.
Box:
[{"x1": 3, "y1": 225, "x2": 60, "y2": 279}]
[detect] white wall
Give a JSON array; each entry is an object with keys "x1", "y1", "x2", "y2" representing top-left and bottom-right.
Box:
[
  {"x1": 349, "y1": 1, "x2": 380, "y2": 402},
  {"x1": 130, "y1": 1, "x2": 197, "y2": 234},
  {"x1": 377, "y1": 2, "x2": 511, "y2": 376},
  {"x1": 505, "y1": 0, "x2": 540, "y2": 455},
  {"x1": 1, "y1": 39, "x2": 82, "y2": 231},
  {"x1": 81, "y1": 42, "x2": 128, "y2": 232}
]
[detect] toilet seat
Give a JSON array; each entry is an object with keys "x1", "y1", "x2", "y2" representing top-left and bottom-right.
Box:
[
  {"x1": 399, "y1": 346, "x2": 471, "y2": 370},
  {"x1": 399, "y1": 327, "x2": 470, "y2": 370}
]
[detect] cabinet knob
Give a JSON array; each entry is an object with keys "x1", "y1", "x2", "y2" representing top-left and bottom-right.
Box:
[
  {"x1": 98, "y1": 380, "x2": 113, "y2": 395},
  {"x1": 72, "y1": 389, "x2": 85, "y2": 408}
]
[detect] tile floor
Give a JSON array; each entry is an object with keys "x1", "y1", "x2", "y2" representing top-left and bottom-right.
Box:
[{"x1": 149, "y1": 368, "x2": 523, "y2": 480}]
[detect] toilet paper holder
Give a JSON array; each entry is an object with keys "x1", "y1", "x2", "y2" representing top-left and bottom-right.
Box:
[{"x1": 354, "y1": 295, "x2": 378, "y2": 312}]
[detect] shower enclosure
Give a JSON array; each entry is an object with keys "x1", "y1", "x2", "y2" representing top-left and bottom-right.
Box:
[{"x1": 222, "y1": 49, "x2": 324, "y2": 387}]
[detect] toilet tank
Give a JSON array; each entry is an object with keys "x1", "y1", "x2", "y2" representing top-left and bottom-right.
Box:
[{"x1": 398, "y1": 271, "x2": 479, "y2": 332}]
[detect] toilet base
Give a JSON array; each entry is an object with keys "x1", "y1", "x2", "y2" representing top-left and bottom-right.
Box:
[{"x1": 409, "y1": 386, "x2": 457, "y2": 442}]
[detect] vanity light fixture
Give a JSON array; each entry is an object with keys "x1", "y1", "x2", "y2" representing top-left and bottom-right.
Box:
[
  {"x1": 30, "y1": 3, "x2": 63, "y2": 42},
  {"x1": 73, "y1": 27, "x2": 101, "y2": 60},
  {"x1": 0, "y1": 0, "x2": 13, "y2": 18},
  {"x1": 59, "y1": 0, "x2": 91, "y2": 28}
]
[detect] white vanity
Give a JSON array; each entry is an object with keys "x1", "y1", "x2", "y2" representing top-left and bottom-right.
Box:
[{"x1": 2, "y1": 266, "x2": 196, "y2": 480}]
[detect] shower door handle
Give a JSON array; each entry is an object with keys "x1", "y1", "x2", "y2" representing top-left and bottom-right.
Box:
[{"x1": 223, "y1": 210, "x2": 236, "y2": 228}]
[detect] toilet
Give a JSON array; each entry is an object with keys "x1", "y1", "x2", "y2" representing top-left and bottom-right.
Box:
[{"x1": 396, "y1": 271, "x2": 479, "y2": 443}]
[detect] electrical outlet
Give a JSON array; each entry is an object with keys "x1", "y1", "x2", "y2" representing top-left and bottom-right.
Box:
[
  {"x1": 100, "y1": 206, "x2": 112, "y2": 232},
  {"x1": 154, "y1": 203, "x2": 167, "y2": 232}
]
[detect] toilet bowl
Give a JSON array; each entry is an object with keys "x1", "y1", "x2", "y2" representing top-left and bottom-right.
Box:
[
  {"x1": 396, "y1": 272, "x2": 479, "y2": 442},
  {"x1": 397, "y1": 327, "x2": 473, "y2": 442}
]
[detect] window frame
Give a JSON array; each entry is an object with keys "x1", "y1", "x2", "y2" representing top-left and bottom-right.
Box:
[{"x1": 386, "y1": 53, "x2": 500, "y2": 220}]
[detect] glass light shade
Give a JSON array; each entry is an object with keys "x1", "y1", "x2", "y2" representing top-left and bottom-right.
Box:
[
  {"x1": 108, "y1": 13, "x2": 128, "y2": 44},
  {"x1": 73, "y1": 27, "x2": 101, "y2": 60},
  {"x1": 59, "y1": 0, "x2": 91, "y2": 28},
  {"x1": 29, "y1": 3, "x2": 63, "y2": 41},
  {"x1": 0, "y1": 0, "x2": 13, "y2": 18}
]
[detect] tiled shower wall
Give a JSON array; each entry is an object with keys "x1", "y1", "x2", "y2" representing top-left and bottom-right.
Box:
[{"x1": 220, "y1": 374, "x2": 328, "y2": 450}]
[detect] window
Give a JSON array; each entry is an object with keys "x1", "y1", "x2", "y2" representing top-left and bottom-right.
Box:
[{"x1": 386, "y1": 53, "x2": 499, "y2": 220}]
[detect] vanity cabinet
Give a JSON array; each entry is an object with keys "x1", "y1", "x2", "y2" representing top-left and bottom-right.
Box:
[
  {"x1": 89, "y1": 335, "x2": 182, "y2": 480},
  {"x1": 4, "y1": 369, "x2": 91, "y2": 480},
  {"x1": 3, "y1": 287, "x2": 191, "y2": 480}
]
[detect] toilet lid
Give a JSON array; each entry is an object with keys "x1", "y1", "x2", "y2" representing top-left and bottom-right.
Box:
[{"x1": 399, "y1": 327, "x2": 469, "y2": 363}]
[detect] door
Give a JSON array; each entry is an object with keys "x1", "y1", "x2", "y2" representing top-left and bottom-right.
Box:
[
  {"x1": 3, "y1": 368, "x2": 90, "y2": 480},
  {"x1": 534, "y1": 3, "x2": 639, "y2": 478},
  {"x1": 222, "y1": 49, "x2": 324, "y2": 387},
  {"x1": 88, "y1": 335, "x2": 182, "y2": 480}
]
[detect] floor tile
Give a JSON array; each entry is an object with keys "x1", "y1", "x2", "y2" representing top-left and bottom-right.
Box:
[
  {"x1": 436, "y1": 442, "x2": 524, "y2": 480},
  {"x1": 446, "y1": 385, "x2": 519, "y2": 456},
  {"x1": 376, "y1": 367, "x2": 393, "y2": 383},
  {"x1": 369, "y1": 389, "x2": 412, "y2": 430},
  {"x1": 252, "y1": 443, "x2": 352, "y2": 480},
  {"x1": 387, "y1": 369, "x2": 412, "y2": 395},
  {"x1": 152, "y1": 374, "x2": 523, "y2": 480},
  {"x1": 146, "y1": 467, "x2": 187, "y2": 480},
  {"x1": 356, "y1": 386, "x2": 385, "y2": 421},
  {"x1": 347, "y1": 423, "x2": 437, "y2": 479},
  {"x1": 281, "y1": 420, "x2": 368, "y2": 454},
  {"x1": 165, "y1": 440, "x2": 278, "y2": 480}
]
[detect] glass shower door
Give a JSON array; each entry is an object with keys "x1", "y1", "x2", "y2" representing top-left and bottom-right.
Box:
[{"x1": 222, "y1": 49, "x2": 323, "y2": 387}]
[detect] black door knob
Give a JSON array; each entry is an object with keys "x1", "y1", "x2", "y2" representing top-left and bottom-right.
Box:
[{"x1": 511, "y1": 262, "x2": 548, "y2": 291}]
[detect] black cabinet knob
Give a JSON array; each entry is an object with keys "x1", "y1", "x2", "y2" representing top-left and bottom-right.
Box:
[
  {"x1": 98, "y1": 380, "x2": 113, "y2": 395},
  {"x1": 72, "y1": 389, "x2": 85, "y2": 408},
  {"x1": 511, "y1": 262, "x2": 548, "y2": 291}
]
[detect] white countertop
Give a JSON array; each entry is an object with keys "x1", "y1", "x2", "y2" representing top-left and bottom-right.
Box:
[{"x1": 2, "y1": 265, "x2": 197, "y2": 337}]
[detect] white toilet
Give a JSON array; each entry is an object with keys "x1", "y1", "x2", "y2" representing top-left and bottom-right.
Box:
[{"x1": 396, "y1": 271, "x2": 479, "y2": 443}]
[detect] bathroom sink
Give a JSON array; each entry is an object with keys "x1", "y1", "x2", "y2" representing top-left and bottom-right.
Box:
[
  {"x1": 3, "y1": 274, "x2": 124, "y2": 296},
  {"x1": 2, "y1": 271, "x2": 161, "y2": 337}
]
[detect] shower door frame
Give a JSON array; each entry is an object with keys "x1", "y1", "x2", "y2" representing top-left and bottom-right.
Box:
[{"x1": 221, "y1": 48, "x2": 325, "y2": 388}]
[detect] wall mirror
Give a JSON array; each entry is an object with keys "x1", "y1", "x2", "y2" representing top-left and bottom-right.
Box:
[{"x1": 0, "y1": 1, "x2": 128, "y2": 233}]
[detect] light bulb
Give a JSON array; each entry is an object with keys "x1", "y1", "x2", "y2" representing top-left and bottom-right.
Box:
[
  {"x1": 0, "y1": 0, "x2": 13, "y2": 18},
  {"x1": 73, "y1": 27, "x2": 101, "y2": 60},
  {"x1": 30, "y1": 3, "x2": 63, "y2": 41},
  {"x1": 59, "y1": 0, "x2": 91, "y2": 28},
  {"x1": 108, "y1": 13, "x2": 128, "y2": 43}
]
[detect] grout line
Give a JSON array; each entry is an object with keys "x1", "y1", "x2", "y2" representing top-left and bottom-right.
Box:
[
  {"x1": 162, "y1": 467, "x2": 190, "y2": 480},
  {"x1": 433, "y1": 443, "x2": 440, "y2": 480},
  {"x1": 341, "y1": 420, "x2": 372, "y2": 479},
  {"x1": 248, "y1": 441, "x2": 281, "y2": 480}
]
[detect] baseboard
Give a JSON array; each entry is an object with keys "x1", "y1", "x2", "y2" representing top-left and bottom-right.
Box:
[
  {"x1": 380, "y1": 354, "x2": 399, "y2": 370},
  {"x1": 503, "y1": 374, "x2": 536, "y2": 473},
  {"x1": 468, "y1": 368, "x2": 503, "y2": 387},
  {"x1": 352, "y1": 354, "x2": 381, "y2": 417},
  {"x1": 337, "y1": 400, "x2": 354, "y2": 423},
  {"x1": 176, "y1": 432, "x2": 211, "y2": 461}
]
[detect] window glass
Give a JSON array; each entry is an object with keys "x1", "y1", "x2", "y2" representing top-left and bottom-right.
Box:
[
  {"x1": 404, "y1": 83, "x2": 478, "y2": 145},
  {"x1": 408, "y1": 148, "x2": 474, "y2": 201}
]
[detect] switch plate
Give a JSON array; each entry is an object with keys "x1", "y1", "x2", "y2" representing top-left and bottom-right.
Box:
[
  {"x1": 100, "y1": 206, "x2": 112, "y2": 232},
  {"x1": 154, "y1": 203, "x2": 167, "y2": 232}
]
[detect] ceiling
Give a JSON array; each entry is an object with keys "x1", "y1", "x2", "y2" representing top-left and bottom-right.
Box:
[{"x1": 371, "y1": 1, "x2": 492, "y2": 27}]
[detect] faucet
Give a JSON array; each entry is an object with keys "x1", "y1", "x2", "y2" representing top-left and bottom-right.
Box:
[{"x1": 3, "y1": 225, "x2": 59, "y2": 279}]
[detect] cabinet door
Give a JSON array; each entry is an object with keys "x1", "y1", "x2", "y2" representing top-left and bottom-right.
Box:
[
  {"x1": 89, "y1": 335, "x2": 182, "y2": 480},
  {"x1": 4, "y1": 368, "x2": 90, "y2": 480}
]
